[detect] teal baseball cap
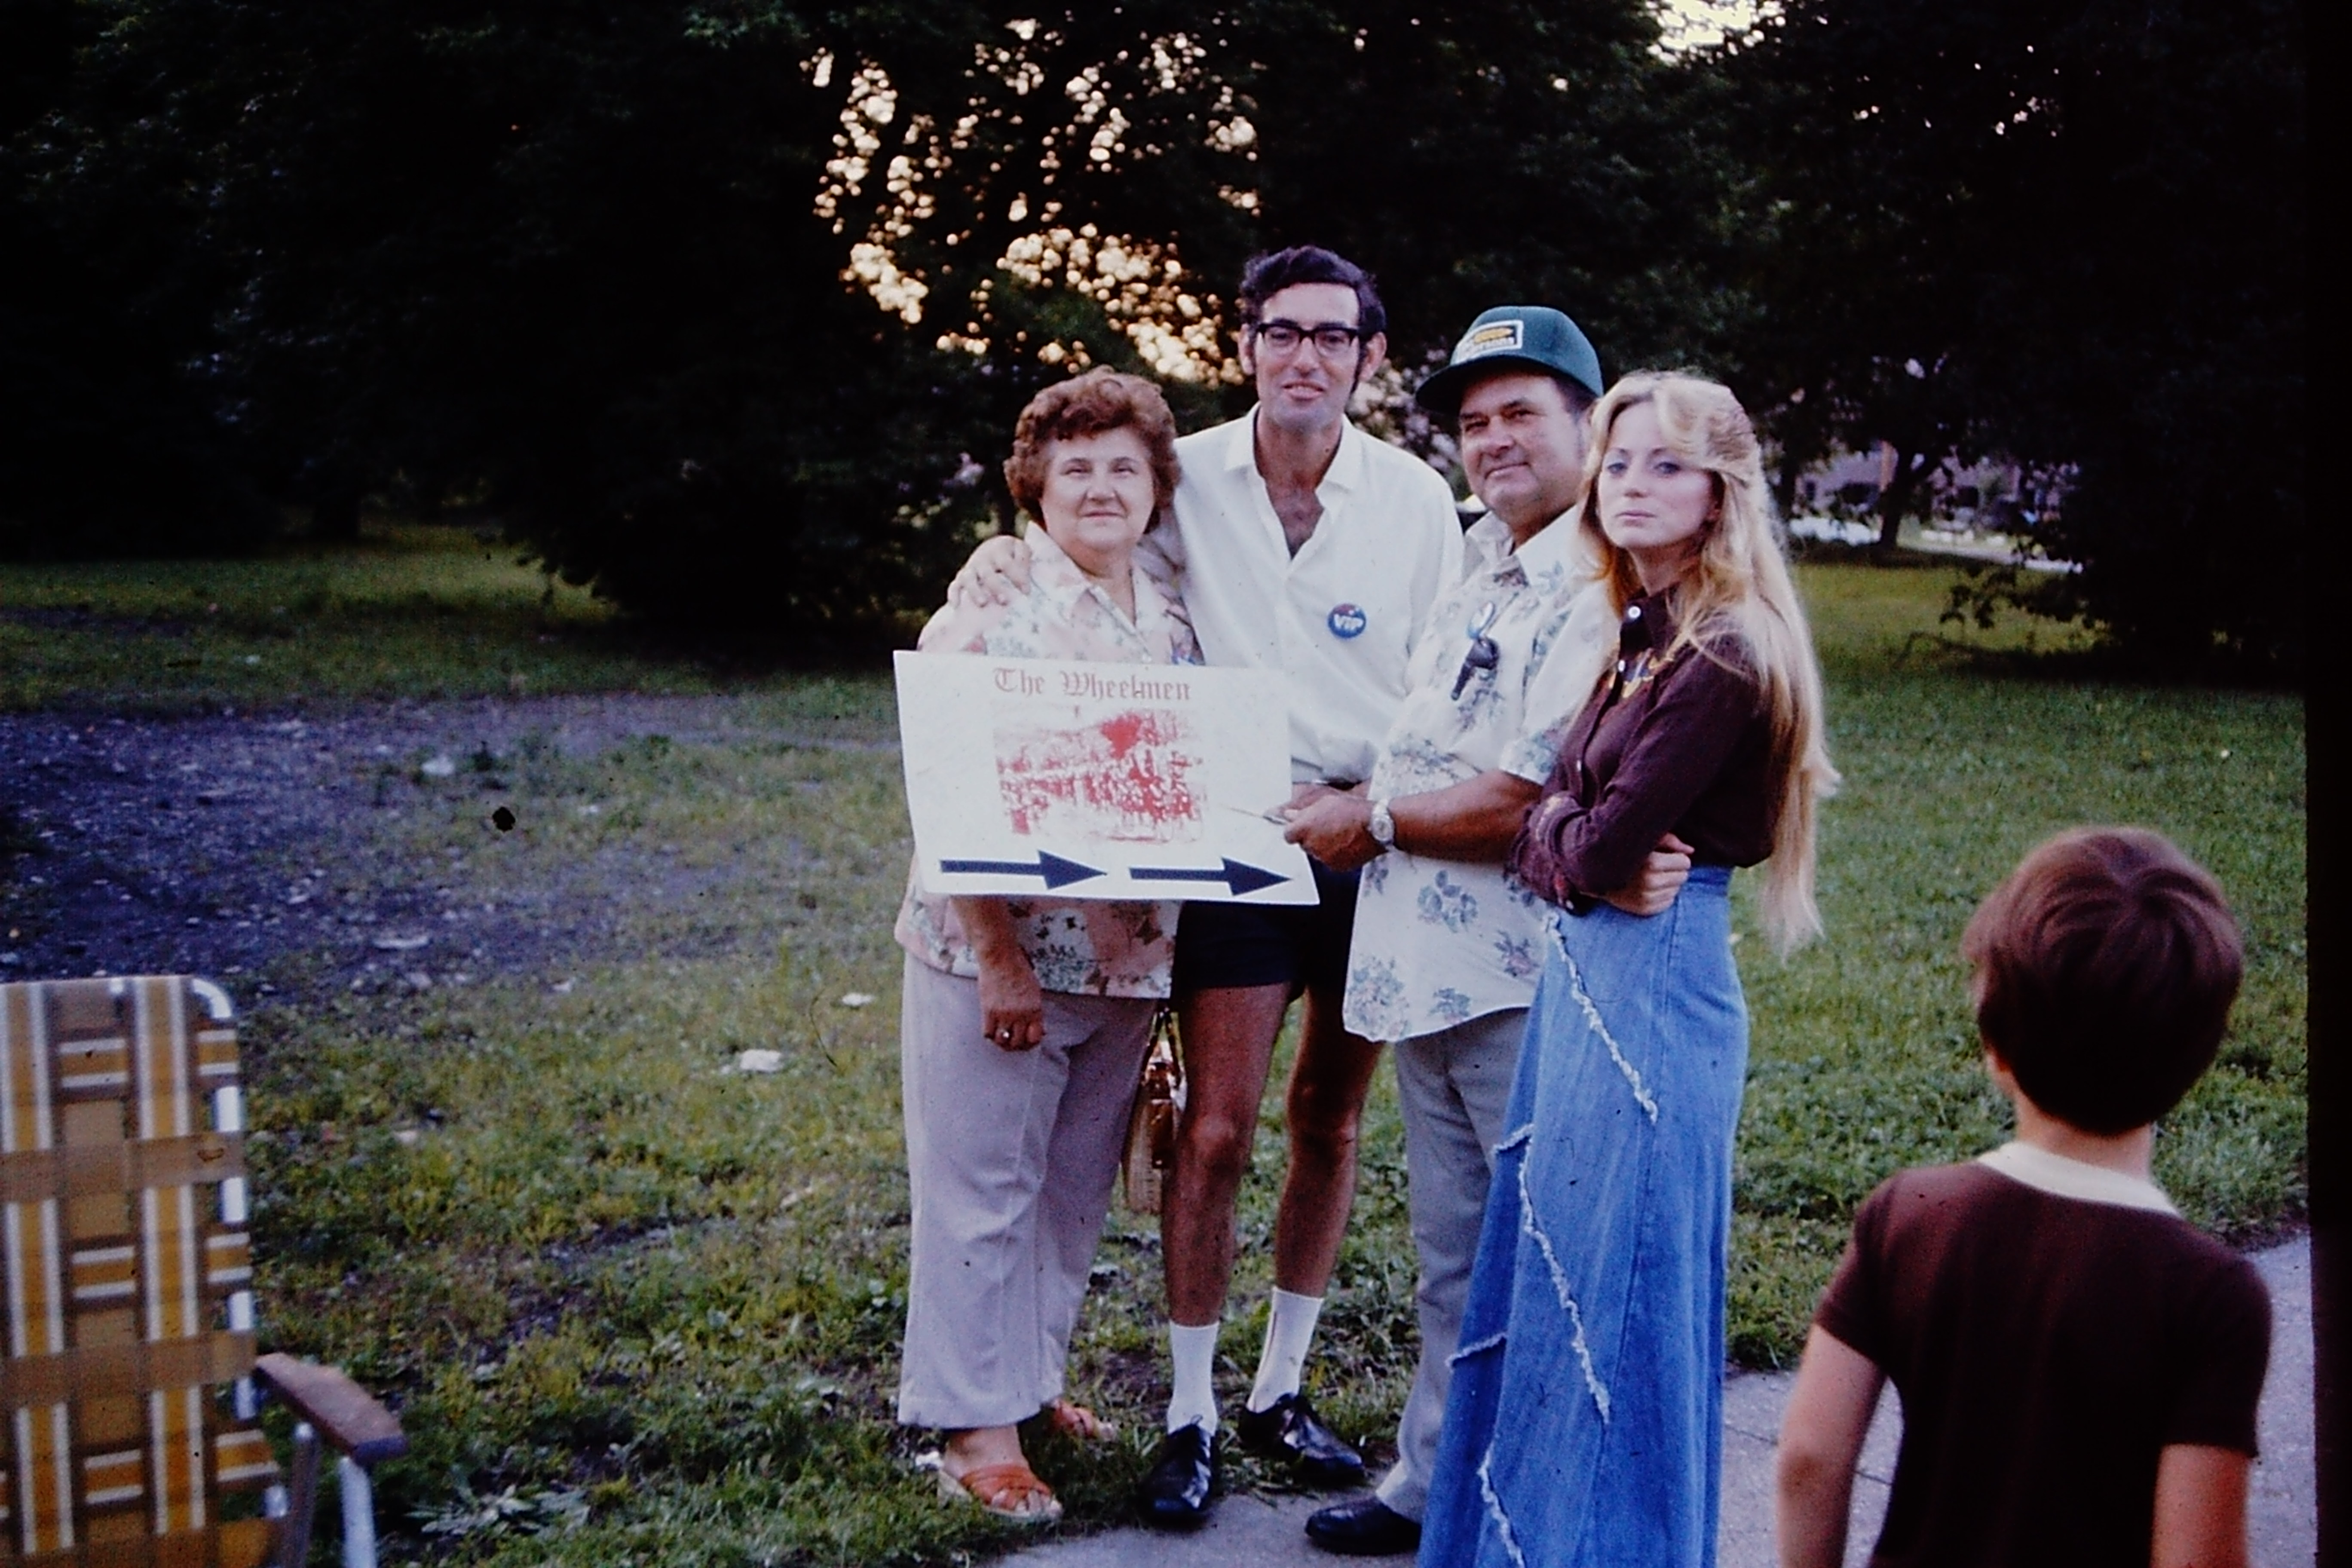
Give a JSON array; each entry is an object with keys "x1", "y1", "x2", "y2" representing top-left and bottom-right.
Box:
[{"x1": 1413, "y1": 305, "x2": 1605, "y2": 420}]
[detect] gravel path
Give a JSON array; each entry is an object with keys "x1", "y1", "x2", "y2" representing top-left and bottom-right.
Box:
[{"x1": 0, "y1": 695, "x2": 880, "y2": 998}]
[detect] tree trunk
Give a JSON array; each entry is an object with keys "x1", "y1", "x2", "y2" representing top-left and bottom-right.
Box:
[
  {"x1": 1773, "y1": 443, "x2": 1805, "y2": 524},
  {"x1": 1874, "y1": 446, "x2": 1913, "y2": 554}
]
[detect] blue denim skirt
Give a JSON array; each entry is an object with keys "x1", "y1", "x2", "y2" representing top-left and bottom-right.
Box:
[{"x1": 1418, "y1": 867, "x2": 1746, "y2": 1568}]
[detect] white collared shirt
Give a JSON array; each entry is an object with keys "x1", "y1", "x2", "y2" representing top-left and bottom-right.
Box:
[
  {"x1": 1344, "y1": 509, "x2": 1618, "y2": 1042},
  {"x1": 1138, "y1": 410, "x2": 1465, "y2": 784}
]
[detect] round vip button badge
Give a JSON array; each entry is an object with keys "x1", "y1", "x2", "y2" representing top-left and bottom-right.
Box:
[{"x1": 1327, "y1": 603, "x2": 1368, "y2": 639}]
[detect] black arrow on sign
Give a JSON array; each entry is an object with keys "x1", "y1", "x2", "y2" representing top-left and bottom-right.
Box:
[
  {"x1": 1126, "y1": 858, "x2": 1292, "y2": 897},
  {"x1": 937, "y1": 851, "x2": 1106, "y2": 890}
]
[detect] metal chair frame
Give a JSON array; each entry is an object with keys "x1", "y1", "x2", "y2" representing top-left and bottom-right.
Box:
[{"x1": 1, "y1": 976, "x2": 406, "y2": 1568}]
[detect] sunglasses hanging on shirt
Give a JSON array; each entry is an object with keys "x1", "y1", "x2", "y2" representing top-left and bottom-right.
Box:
[{"x1": 1452, "y1": 602, "x2": 1502, "y2": 700}]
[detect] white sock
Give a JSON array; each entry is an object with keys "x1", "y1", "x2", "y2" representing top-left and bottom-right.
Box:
[
  {"x1": 1166, "y1": 1320, "x2": 1221, "y2": 1434},
  {"x1": 1246, "y1": 1288, "x2": 1325, "y2": 1413}
]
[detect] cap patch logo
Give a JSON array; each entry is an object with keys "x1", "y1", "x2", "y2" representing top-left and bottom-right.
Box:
[{"x1": 1458, "y1": 320, "x2": 1525, "y2": 360}]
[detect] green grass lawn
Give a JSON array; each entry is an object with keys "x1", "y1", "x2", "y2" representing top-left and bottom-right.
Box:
[
  {"x1": 0, "y1": 522, "x2": 743, "y2": 710},
  {"x1": 1730, "y1": 563, "x2": 2305, "y2": 1363},
  {"x1": 0, "y1": 531, "x2": 2306, "y2": 1563}
]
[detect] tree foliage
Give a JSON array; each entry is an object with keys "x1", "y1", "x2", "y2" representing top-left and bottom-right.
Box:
[
  {"x1": 1723, "y1": 0, "x2": 2304, "y2": 670},
  {"x1": 6, "y1": 0, "x2": 1726, "y2": 634},
  {"x1": 1, "y1": 0, "x2": 276, "y2": 556},
  {"x1": 6, "y1": 1, "x2": 1026, "y2": 629},
  {"x1": 0, "y1": 0, "x2": 2303, "y2": 669}
]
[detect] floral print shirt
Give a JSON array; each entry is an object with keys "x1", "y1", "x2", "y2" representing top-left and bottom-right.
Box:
[
  {"x1": 1343, "y1": 510, "x2": 1618, "y2": 1042},
  {"x1": 894, "y1": 524, "x2": 1200, "y2": 999}
]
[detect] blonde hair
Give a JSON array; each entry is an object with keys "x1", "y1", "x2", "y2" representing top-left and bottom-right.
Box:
[{"x1": 1577, "y1": 371, "x2": 1839, "y2": 951}]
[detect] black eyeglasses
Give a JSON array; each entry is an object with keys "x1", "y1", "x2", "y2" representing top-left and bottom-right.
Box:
[{"x1": 1252, "y1": 319, "x2": 1366, "y2": 358}]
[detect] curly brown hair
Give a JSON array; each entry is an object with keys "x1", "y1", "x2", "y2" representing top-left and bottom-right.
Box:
[{"x1": 1003, "y1": 368, "x2": 1181, "y2": 522}]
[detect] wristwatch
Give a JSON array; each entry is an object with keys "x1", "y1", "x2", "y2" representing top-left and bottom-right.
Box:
[{"x1": 1367, "y1": 797, "x2": 1397, "y2": 850}]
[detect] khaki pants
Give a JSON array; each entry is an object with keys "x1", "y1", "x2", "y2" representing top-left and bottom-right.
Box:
[
  {"x1": 895, "y1": 956, "x2": 1157, "y2": 1430},
  {"x1": 1375, "y1": 1006, "x2": 1526, "y2": 1520}
]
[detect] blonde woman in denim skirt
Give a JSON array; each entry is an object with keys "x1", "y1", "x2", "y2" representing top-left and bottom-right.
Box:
[{"x1": 1418, "y1": 372, "x2": 1837, "y2": 1568}]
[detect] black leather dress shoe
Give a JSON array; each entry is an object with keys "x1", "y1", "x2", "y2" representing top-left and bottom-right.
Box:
[
  {"x1": 1305, "y1": 1494, "x2": 1423, "y2": 1556},
  {"x1": 1234, "y1": 1392, "x2": 1367, "y2": 1488},
  {"x1": 1136, "y1": 1422, "x2": 1216, "y2": 1529}
]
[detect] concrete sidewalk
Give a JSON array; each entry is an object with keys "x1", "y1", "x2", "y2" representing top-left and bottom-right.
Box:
[{"x1": 1008, "y1": 1235, "x2": 2315, "y2": 1567}]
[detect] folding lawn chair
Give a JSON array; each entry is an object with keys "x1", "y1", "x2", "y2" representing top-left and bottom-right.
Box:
[{"x1": 1, "y1": 975, "x2": 407, "y2": 1568}]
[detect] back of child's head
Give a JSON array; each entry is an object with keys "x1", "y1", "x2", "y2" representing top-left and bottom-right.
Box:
[{"x1": 1962, "y1": 826, "x2": 2243, "y2": 1134}]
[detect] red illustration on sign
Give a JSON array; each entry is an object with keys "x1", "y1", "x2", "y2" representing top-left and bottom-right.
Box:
[{"x1": 995, "y1": 708, "x2": 1204, "y2": 843}]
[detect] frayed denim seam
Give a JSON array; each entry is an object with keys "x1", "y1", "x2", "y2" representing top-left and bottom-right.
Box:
[
  {"x1": 1550, "y1": 922, "x2": 1660, "y2": 1124},
  {"x1": 1517, "y1": 1154, "x2": 1611, "y2": 1422},
  {"x1": 1476, "y1": 1446, "x2": 1528, "y2": 1568},
  {"x1": 1454, "y1": 1128, "x2": 1527, "y2": 1372}
]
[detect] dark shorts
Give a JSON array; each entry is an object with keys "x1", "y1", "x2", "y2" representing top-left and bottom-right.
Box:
[{"x1": 1172, "y1": 861, "x2": 1360, "y2": 996}]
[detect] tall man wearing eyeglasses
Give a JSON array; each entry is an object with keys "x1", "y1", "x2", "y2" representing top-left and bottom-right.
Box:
[
  {"x1": 949, "y1": 245, "x2": 1464, "y2": 1527},
  {"x1": 1280, "y1": 306, "x2": 1690, "y2": 1556}
]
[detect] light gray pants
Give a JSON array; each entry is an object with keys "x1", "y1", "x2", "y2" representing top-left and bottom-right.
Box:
[
  {"x1": 1374, "y1": 1005, "x2": 1527, "y2": 1520},
  {"x1": 896, "y1": 956, "x2": 1157, "y2": 1430}
]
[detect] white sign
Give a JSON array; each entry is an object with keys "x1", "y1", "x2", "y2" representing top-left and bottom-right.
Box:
[{"x1": 894, "y1": 651, "x2": 1317, "y2": 904}]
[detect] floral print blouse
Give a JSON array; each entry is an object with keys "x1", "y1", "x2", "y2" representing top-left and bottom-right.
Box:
[{"x1": 894, "y1": 524, "x2": 1201, "y2": 999}]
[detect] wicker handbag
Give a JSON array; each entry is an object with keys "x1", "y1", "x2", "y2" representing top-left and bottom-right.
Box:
[{"x1": 1121, "y1": 1008, "x2": 1186, "y2": 1215}]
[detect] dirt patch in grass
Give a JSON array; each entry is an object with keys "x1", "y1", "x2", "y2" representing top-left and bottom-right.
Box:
[
  {"x1": 2, "y1": 689, "x2": 999, "y2": 1563},
  {"x1": 0, "y1": 693, "x2": 893, "y2": 995}
]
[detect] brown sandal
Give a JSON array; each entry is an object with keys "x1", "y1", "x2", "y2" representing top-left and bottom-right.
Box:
[
  {"x1": 923, "y1": 1454, "x2": 1063, "y2": 1524},
  {"x1": 1045, "y1": 1398, "x2": 1116, "y2": 1441}
]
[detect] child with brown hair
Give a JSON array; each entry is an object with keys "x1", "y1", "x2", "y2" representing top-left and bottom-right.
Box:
[{"x1": 1775, "y1": 826, "x2": 2271, "y2": 1568}]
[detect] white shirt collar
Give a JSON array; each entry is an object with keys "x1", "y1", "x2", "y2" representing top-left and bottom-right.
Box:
[
  {"x1": 1464, "y1": 503, "x2": 1595, "y2": 584},
  {"x1": 1975, "y1": 1140, "x2": 2179, "y2": 1216},
  {"x1": 1321, "y1": 418, "x2": 1369, "y2": 496},
  {"x1": 1224, "y1": 409, "x2": 1368, "y2": 498}
]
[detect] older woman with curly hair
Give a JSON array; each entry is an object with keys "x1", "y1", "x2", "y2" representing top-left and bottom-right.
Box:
[
  {"x1": 1419, "y1": 371, "x2": 1838, "y2": 1567},
  {"x1": 893, "y1": 367, "x2": 1198, "y2": 1524}
]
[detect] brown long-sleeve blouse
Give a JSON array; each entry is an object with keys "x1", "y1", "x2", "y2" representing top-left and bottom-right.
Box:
[{"x1": 1508, "y1": 586, "x2": 1775, "y2": 912}]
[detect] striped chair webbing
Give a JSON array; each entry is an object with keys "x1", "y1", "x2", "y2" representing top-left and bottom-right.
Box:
[{"x1": 1, "y1": 978, "x2": 277, "y2": 1568}]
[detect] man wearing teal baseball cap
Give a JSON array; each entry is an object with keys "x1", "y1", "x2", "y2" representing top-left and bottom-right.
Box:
[
  {"x1": 1283, "y1": 305, "x2": 1691, "y2": 1555},
  {"x1": 1408, "y1": 303, "x2": 1607, "y2": 423}
]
